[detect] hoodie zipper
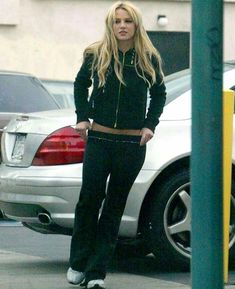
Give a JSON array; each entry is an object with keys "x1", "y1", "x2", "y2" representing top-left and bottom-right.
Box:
[{"x1": 114, "y1": 52, "x2": 125, "y2": 128}]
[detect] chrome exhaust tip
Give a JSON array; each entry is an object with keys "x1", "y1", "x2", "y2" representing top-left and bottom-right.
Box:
[{"x1": 38, "y1": 213, "x2": 52, "y2": 225}]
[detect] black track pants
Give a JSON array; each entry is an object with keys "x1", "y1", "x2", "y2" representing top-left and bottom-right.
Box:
[{"x1": 69, "y1": 130, "x2": 146, "y2": 282}]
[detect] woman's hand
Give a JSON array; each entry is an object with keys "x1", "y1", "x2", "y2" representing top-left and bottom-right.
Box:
[
  {"x1": 140, "y1": 127, "x2": 154, "y2": 146},
  {"x1": 75, "y1": 121, "x2": 91, "y2": 141}
]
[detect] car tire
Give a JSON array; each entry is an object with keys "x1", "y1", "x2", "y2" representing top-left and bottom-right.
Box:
[
  {"x1": 147, "y1": 167, "x2": 235, "y2": 271},
  {"x1": 147, "y1": 168, "x2": 191, "y2": 270}
]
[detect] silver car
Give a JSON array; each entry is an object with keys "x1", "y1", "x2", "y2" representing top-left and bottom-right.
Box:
[{"x1": 1, "y1": 64, "x2": 235, "y2": 269}]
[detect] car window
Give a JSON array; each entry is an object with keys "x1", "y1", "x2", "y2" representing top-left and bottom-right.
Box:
[
  {"x1": 41, "y1": 80, "x2": 75, "y2": 109},
  {"x1": 0, "y1": 75, "x2": 60, "y2": 113}
]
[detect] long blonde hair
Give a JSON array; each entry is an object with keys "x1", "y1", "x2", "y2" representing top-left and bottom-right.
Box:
[{"x1": 84, "y1": 1, "x2": 164, "y2": 87}]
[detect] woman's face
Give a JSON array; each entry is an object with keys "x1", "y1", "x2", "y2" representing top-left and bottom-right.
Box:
[{"x1": 113, "y1": 8, "x2": 136, "y2": 46}]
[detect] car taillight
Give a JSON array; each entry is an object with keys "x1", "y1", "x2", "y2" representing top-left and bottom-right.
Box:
[{"x1": 32, "y1": 126, "x2": 85, "y2": 166}]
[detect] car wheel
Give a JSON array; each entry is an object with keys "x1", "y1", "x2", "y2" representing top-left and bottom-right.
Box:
[{"x1": 147, "y1": 168, "x2": 235, "y2": 270}]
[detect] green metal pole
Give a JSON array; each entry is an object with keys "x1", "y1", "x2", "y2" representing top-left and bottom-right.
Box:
[{"x1": 191, "y1": 0, "x2": 224, "y2": 288}]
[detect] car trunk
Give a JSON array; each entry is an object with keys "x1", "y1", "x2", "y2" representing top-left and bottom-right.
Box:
[{"x1": 1, "y1": 109, "x2": 76, "y2": 167}]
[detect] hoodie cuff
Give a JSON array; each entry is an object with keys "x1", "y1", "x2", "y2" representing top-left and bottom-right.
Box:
[{"x1": 143, "y1": 119, "x2": 159, "y2": 133}]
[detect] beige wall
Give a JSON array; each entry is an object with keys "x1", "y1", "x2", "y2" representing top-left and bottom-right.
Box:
[
  {"x1": 224, "y1": 3, "x2": 234, "y2": 60},
  {"x1": 0, "y1": 0, "x2": 234, "y2": 80}
]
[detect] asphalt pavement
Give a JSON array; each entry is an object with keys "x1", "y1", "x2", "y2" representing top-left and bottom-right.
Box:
[
  {"x1": 0, "y1": 247, "x2": 187, "y2": 289},
  {"x1": 1, "y1": 221, "x2": 235, "y2": 289}
]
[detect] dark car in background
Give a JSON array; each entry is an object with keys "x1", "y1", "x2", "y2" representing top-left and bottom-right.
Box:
[{"x1": 0, "y1": 71, "x2": 61, "y2": 217}]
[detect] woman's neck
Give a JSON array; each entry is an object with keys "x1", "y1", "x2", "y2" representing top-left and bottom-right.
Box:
[{"x1": 118, "y1": 41, "x2": 134, "y2": 53}]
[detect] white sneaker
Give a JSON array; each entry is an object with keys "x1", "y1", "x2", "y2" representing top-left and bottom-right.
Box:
[
  {"x1": 87, "y1": 279, "x2": 105, "y2": 289},
  {"x1": 66, "y1": 267, "x2": 85, "y2": 285}
]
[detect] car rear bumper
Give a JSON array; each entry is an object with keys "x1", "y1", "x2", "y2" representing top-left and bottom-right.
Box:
[
  {"x1": 0, "y1": 163, "x2": 83, "y2": 228},
  {"x1": 0, "y1": 163, "x2": 157, "y2": 237}
]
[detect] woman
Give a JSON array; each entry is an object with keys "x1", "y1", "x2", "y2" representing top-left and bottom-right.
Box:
[{"x1": 67, "y1": 1, "x2": 166, "y2": 289}]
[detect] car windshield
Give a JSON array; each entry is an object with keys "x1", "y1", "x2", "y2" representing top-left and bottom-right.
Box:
[
  {"x1": 164, "y1": 62, "x2": 235, "y2": 106},
  {"x1": 0, "y1": 75, "x2": 60, "y2": 113},
  {"x1": 165, "y1": 70, "x2": 191, "y2": 106}
]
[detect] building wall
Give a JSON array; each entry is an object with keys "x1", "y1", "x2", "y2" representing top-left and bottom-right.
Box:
[
  {"x1": 224, "y1": 3, "x2": 234, "y2": 61},
  {"x1": 0, "y1": 0, "x2": 233, "y2": 80}
]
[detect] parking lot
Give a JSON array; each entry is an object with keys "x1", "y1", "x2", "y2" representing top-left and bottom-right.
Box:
[{"x1": 1, "y1": 221, "x2": 235, "y2": 289}]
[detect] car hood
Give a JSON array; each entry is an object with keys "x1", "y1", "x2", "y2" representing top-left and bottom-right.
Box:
[{"x1": 160, "y1": 90, "x2": 191, "y2": 121}]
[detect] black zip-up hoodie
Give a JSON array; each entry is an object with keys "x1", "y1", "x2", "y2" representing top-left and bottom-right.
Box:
[{"x1": 74, "y1": 48, "x2": 166, "y2": 133}]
